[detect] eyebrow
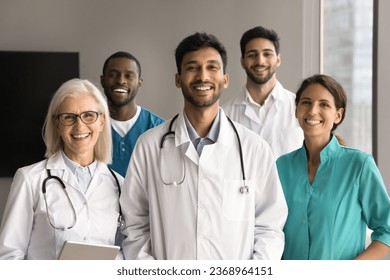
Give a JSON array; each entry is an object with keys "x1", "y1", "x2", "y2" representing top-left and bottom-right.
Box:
[
  {"x1": 246, "y1": 48, "x2": 275, "y2": 54},
  {"x1": 301, "y1": 97, "x2": 332, "y2": 103},
  {"x1": 184, "y1": 59, "x2": 222, "y2": 66},
  {"x1": 107, "y1": 69, "x2": 137, "y2": 74}
]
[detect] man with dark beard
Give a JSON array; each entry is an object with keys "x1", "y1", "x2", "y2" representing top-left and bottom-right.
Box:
[
  {"x1": 223, "y1": 26, "x2": 303, "y2": 159},
  {"x1": 101, "y1": 52, "x2": 164, "y2": 177}
]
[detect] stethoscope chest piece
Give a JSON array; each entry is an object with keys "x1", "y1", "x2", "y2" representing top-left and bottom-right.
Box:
[
  {"x1": 117, "y1": 216, "x2": 126, "y2": 230},
  {"x1": 240, "y1": 185, "x2": 249, "y2": 194}
]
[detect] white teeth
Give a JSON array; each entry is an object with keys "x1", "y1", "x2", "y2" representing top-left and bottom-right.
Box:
[
  {"x1": 306, "y1": 119, "x2": 321, "y2": 125},
  {"x1": 195, "y1": 86, "x2": 211, "y2": 91},
  {"x1": 253, "y1": 67, "x2": 266, "y2": 72},
  {"x1": 73, "y1": 133, "x2": 89, "y2": 139},
  {"x1": 114, "y1": 88, "x2": 127, "y2": 93}
]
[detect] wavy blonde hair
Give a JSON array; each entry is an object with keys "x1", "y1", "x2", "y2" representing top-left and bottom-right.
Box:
[{"x1": 43, "y1": 78, "x2": 112, "y2": 163}]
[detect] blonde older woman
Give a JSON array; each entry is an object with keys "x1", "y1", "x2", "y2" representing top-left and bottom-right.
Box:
[{"x1": 0, "y1": 79, "x2": 123, "y2": 259}]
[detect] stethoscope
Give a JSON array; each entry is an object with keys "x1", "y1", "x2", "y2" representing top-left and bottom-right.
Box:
[
  {"x1": 42, "y1": 166, "x2": 125, "y2": 231},
  {"x1": 159, "y1": 114, "x2": 249, "y2": 194}
]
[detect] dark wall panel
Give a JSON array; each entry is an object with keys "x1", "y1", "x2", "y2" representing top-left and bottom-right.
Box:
[{"x1": 0, "y1": 51, "x2": 79, "y2": 176}]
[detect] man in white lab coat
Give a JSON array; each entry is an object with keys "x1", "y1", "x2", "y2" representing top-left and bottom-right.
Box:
[
  {"x1": 222, "y1": 26, "x2": 303, "y2": 159},
  {"x1": 120, "y1": 32, "x2": 288, "y2": 260}
]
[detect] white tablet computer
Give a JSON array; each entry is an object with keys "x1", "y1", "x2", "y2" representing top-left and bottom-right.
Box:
[{"x1": 58, "y1": 241, "x2": 120, "y2": 260}]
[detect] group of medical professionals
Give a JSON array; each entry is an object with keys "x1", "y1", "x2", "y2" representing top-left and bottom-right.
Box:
[{"x1": 0, "y1": 26, "x2": 389, "y2": 260}]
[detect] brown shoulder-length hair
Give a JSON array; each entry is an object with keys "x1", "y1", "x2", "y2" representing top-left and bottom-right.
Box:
[{"x1": 295, "y1": 74, "x2": 347, "y2": 145}]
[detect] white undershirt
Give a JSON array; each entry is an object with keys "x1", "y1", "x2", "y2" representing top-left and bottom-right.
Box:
[{"x1": 110, "y1": 106, "x2": 141, "y2": 137}]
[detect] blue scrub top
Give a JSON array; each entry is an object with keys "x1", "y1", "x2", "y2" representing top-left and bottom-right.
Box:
[
  {"x1": 276, "y1": 135, "x2": 390, "y2": 260},
  {"x1": 110, "y1": 108, "x2": 165, "y2": 177}
]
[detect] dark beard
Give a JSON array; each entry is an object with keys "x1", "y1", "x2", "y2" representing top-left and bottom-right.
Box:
[
  {"x1": 245, "y1": 67, "x2": 275, "y2": 85},
  {"x1": 105, "y1": 89, "x2": 137, "y2": 108},
  {"x1": 182, "y1": 91, "x2": 221, "y2": 108}
]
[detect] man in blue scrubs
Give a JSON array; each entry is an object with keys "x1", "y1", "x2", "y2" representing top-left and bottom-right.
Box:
[{"x1": 101, "y1": 52, "x2": 165, "y2": 177}]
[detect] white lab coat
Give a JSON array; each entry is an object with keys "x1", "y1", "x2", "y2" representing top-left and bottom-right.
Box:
[
  {"x1": 0, "y1": 152, "x2": 123, "y2": 260},
  {"x1": 222, "y1": 81, "x2": 304, "y2": 159},
  {"x1": 120, "y1": 109, "x2": 287, "y2": 260}
]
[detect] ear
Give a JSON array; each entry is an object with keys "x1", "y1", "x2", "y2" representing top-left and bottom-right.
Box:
[
  {"x1": 240, "y1": 57, "x2": 245, "y2": 69},
  {"x1": 223, "y1": 73, "x2": 230, "y2": 89},
  {"x1": 276, "y1": 53, "x2": 281, "y2": 68},
  {"x1": 175, "y1": 73, "x2": 181, "y2": 88},
  {"x1": 137, "y1": 78, "x2": 143, "y2": 88},
  {"x1": 334, "y1": 108, "x2": 344, "y2": 124},
  {"x1": 99, "y1": 113, "x2": 106, "y2": 132}
]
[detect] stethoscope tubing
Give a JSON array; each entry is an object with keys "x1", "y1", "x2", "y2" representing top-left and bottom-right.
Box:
[
  {"x1": 41, "y1": 165, "x2": 125, "y2": 230},
  {"x1": 160, "y1": 113, "x2": 247, "y2": 189}
]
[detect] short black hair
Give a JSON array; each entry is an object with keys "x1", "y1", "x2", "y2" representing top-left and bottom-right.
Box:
[
  {"x1": 102, "y1": 51, "x2": 142, "y2": 77},
  {"x1": 175, "y1": 32, "x2": 227, "y2": 74},
  {"x1": 240, "y1": 26, "x2": 280, "y2": 57}
]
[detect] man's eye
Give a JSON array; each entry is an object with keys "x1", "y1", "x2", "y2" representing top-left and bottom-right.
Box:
[{"x1": 108, "y1": 72, "x2": 119, "y2": 78}]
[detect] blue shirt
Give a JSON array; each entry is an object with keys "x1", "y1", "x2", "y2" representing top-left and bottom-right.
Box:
[
  {"x1": 276, "y1": 135, "x2": 390, "y2": 259},
  {"x1": 110, "y1": 108, "x2": 165, "y2": 177},
  {"x1": 61, "y1": 150, "x2": 96, "y2": 194},
  {"x1": 184, "y1": 109, "x2": 221, "y2": 156}
]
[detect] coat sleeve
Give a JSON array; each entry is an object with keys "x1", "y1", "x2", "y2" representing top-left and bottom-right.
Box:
[
  {"x1": 120, "y1": 140, "x2": 155, "y2": 260},
  {"x1": 252, "y1": 143, "x2": 288, "y2": 260},
  {"x1": 0, "y1": 168, "x2": 35, "y2": 259}
]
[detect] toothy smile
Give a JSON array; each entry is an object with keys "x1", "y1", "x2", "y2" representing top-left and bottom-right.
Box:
[
  {"x1": 305, "y1": 119, "x2": 322, "y2": 125},
  {"x1": 113, "y1": 88, "x2": 128, "y2": 93},
  {"x1": 194, "y1": 85, "x2": 212, "y2": 91},
  {"x1": 252, "y1": 66, "x2": 267, "y2": 72},
  {"x1": 72, "y1": 133, "x2": 90, "y2": 139}
]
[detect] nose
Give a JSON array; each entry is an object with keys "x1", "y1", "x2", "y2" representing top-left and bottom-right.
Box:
[
  {"x1": 257, "y1": 54, "x2": 266, "y2": 65},
  {"x1": 73, "y1": 115, "x2": 85, "y2": 126},
  {"x1": 117, "y1": 74, "x2": 127, "y2": 84},
  {"x1": 197, "y1": 67, "x2": 210, "y2": 81},
  {"x1": 308, "y1": 103, "x2": 320, "y2": 115}
]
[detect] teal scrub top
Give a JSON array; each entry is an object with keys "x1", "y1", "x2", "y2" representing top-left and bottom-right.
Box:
[
  {"x1": 276, "y1": 135, "x2": 390, "y2": 260},
  {"x1": 110, "y1": 108, "x2": 165, "y2": 177}
]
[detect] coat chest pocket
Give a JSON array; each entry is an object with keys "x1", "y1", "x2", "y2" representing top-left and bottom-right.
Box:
[{"x1": 222, "y1": 179, "x2": 254, "y2": 222}]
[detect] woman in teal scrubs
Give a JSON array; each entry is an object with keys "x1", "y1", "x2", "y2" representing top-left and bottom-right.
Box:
[{"x1": 277, "y1": 74, "x2": 390, "y2": 260}]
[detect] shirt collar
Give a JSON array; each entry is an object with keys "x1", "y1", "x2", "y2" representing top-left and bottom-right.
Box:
[
  {"x1": 183, "y1": 108, "x2": 221, "y2": 143},
  {"x1": 302, "y1": 134, "x2": 340, "y2": 163},
  {"x1": 61, "y1": 150, "x2": 97, "y2": 176},
  {"x1": 245, "y1": 86, "x2": 276, "y2": 107}
]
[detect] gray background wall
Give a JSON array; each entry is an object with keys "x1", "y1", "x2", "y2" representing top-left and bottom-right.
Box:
[
  {"x1": 0, "y1": 0, "x2": 389, "y2": 257},
  {"x1": 0, "y1": 0, "x2": 320, "y2": 217}
]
